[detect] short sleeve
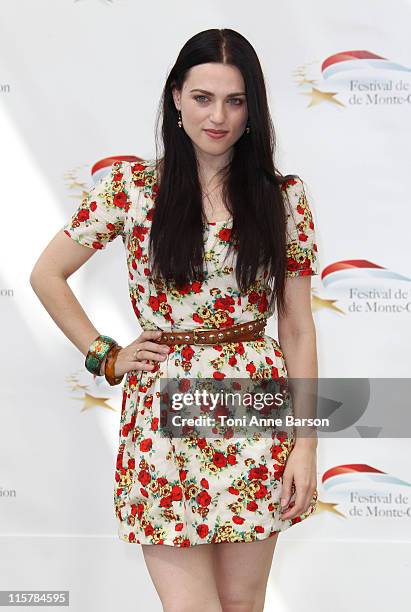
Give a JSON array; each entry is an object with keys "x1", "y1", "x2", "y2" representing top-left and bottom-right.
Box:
[
  {"x1": 62, "y1": 160, "x2": 131, "y2": 250},
  {"x1": 281, "y1": 175, "x2": 319, "y2": 278}
]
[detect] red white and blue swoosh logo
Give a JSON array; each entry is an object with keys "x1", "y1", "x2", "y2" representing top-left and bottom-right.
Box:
[
  {"x1": 321, "y1": 50, "x2": 411, "y2": 79},
  {"x1": 321, "y1": 259, "x2": 411, "y2": 288},
  {"x1": 323, "y1": 463, "x2": 411, "y2": 491}
]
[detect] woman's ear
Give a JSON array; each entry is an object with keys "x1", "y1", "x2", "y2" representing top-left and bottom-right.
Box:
[{"x1": 171, "y1": 84, "x2": 181, "y2": 111}]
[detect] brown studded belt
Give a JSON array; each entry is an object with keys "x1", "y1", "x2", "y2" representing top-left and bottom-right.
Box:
[{"x1": 155, "y1": 318, "x2": 267, "y2": 346}]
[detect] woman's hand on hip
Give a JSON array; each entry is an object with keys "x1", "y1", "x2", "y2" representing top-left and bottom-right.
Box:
[{"x1": 115, "y1": 330, "x2": 171, "y2": 377}]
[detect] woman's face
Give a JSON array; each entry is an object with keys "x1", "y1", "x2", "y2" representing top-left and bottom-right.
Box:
[{"x1": 172, "y1": 62, "x2": 248, "y2": 160}]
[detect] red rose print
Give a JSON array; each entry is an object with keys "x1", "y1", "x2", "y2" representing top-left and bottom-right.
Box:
[
  {"x1": 138, "y1": 470, "x2": 151, "y2": 486},
  {"x1": 171, "y1": 485, "x2": 183, "y2": 501},
  {"x1": 213, "y1": 372, "x2": 226, "y2": 380},
  {"x1": 131, "y1": 162, "x2": 145, "y2": 173},
  {"x1": 113, "y1": 191, "x2": 127, "y2": 209},
  {"x1": 246, "y1": 363, "x2": 256, "y2": 374},
  {"x1": 251, "y1": 465, "x2": 268, "y2": 480},
  {"x1": 248, "y1": 291, "x2": 260, "y2": 305},
  {"x1": 140, "y1": 439, "x2": 152, "y2": 452},
  {"x1": 151, "y1": 417, "x2": 159, "y2": 431},
  {"x1": 212, "y1": 452, "x2": 227, "y2": 468},
  {"x1": 218, "y1": 228, "x2": 231, "y2": 242},
  {"x1": 149, "y1": 296, "x2": 160, "y2": 311},
  {"x1": 196, "y1": 491, "x2": 212, "y2": 507},
  {"x1": 144, "y1": 524, "x2": 154, "y2": 536},
  {"x1": 181, "y1": 345, "x2": 195, "y2": 361},
  {"x1": 77, "y1": 208, "x2": 90, "y2": 222},
  {"x1": 160, "y1": 495, "x2": 172, "y2": 508},
  {"x1": 197, "y1": 524, "x2": 209, "y2": 539},
  {"x1": 132, "y1": 225, "x2": 148, "y2": 241},
  {"x1": 179, "y1": 379, "x2": 191, "y2": 393},
  {"x1": 255, "y1": 484, "x2": 268, "y2": 499}
]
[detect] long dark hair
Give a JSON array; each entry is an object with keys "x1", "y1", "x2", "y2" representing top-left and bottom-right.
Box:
[{"x1": 149, "y1": 28, "x2": 294, "y2": 317}]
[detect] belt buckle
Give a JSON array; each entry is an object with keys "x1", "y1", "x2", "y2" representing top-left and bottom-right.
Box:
[{"x1": 193, "y1": 327, "x2": 215, "y2": 346}]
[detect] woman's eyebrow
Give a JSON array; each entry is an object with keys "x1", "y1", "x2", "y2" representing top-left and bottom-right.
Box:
[{"x1": 189, "y1": 88, "x2": 246, "y2": 96}]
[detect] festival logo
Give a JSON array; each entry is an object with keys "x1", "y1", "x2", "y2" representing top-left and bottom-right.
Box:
[
  {"x1": 313, "y1": 259, "x2": 411, "y2": 316},
  {"x1": 293, "y1": 50, "x2": 411, "y2": 108},
  {"x1": 319, "y1": 463, "x2": 411, "y2": 523}
]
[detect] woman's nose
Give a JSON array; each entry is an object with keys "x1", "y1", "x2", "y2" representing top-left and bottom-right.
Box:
[{"x1": 209, "y1": 104, "x2": 226, "y2": 123}]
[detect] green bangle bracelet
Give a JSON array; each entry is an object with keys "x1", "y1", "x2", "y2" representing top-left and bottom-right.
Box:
[{"x1": 85, "y1": 334, "x2": 118, "y2": 376}]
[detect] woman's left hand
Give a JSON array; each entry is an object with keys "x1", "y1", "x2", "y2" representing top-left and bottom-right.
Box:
[{"x1": 279, "y1": 442, "x2": 318, "y2": 520}]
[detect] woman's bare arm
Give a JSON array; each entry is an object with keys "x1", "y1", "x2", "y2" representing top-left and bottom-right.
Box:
[
  {"x1": 30, "y1": 228, "x2": 168, "y2": 377},
  {"x1": 277, "y1": 275, "x2": 318, "y2": 448},
  {"x1": 30, "y1": 229, "x2": 108, "y2": 374},
  {"x1": 276, "y1": 274, "x2": 319, "y2": 520}
]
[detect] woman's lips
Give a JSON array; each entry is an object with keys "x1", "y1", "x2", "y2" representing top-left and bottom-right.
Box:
[{"x1": 204, "y1": 129, "x2": 228, "y2": 140}]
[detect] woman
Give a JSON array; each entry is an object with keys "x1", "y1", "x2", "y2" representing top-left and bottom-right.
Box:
[{"x1": 30, "y1": 28, "x2": 319, "y2": 612}]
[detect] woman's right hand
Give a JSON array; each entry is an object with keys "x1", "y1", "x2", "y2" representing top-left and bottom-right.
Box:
[{"x1": 113, "y1": 330, "x2": 170, "y2": 377}]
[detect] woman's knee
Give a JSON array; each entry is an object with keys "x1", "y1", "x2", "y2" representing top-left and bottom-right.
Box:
[
  {"x1": 162, "y1": 597, "x2": 222, "y2": 612},
  {"x1": 219, "y1": 590, "x2": 265, "y2": 612},
  {"x1": 218, "y1": 570, "x2": 269, "y2": 612},
  {"x1": 142, "y1": 543, "x2": 222, "y2": 612}
]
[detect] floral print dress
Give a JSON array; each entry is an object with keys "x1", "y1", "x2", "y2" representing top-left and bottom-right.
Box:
[{"x1": 62, "y1": 159, "x2": 319, "y2": 547}]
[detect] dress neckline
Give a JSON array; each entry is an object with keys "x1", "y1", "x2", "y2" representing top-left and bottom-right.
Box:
[{"x1": 206, "y1": 217, "x2": 233, "y2": 225}]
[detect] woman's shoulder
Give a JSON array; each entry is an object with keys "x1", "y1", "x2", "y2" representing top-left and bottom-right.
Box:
[
  {"x1": 126, "y1": 157, "x2": 161, "y2": 182},
  {"x1": 113, "y1": 158, "x2": 159, "y2": 191},
  {"x1": 275, "y1": 172, "x2": 302, "y2": 188}
]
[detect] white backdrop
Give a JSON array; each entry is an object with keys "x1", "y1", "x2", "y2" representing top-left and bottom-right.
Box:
[{"x1": 1, "y1": 1, "x2": 410, "y2": 610}]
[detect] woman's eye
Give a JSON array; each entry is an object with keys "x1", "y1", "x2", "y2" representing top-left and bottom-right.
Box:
[{"x1": 194, "y1": 95, "x2": 243, "y2": 105}]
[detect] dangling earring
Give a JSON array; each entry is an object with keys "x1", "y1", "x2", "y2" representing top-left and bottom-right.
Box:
[
  {"x1": 177, "y1": 110, "x2": 182, "y2": 128},
  {"x1": 246, "y1": 123, "x2": 251, "y2": 134}
]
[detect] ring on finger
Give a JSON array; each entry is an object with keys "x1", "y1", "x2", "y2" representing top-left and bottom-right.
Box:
[{"x1": 133, "y1": 348, "x2": 142, "y2": 360}]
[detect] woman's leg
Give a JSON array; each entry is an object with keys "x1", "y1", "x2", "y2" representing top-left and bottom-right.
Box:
[
  {"x1": 213, "y1": 533, "x2": 279, "y2": 612},
  {"x1": 142, "y1": 542, "x2": 223, "y2": 612}
]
